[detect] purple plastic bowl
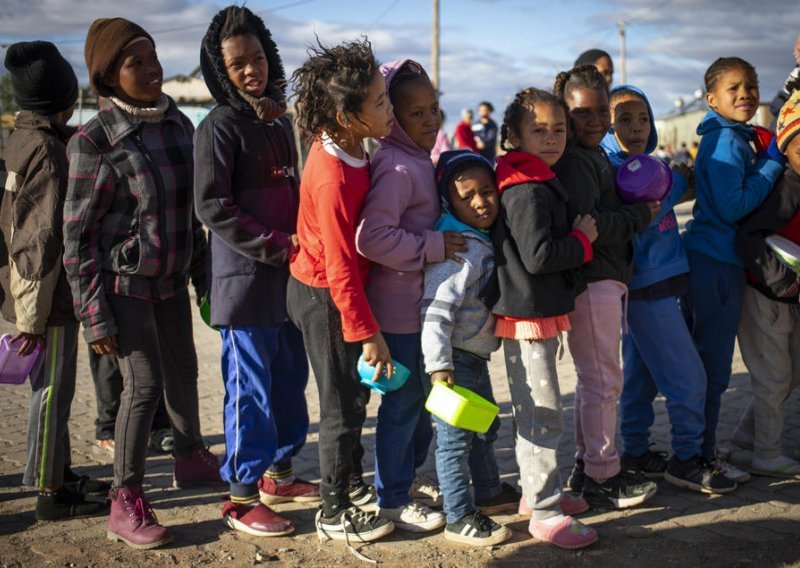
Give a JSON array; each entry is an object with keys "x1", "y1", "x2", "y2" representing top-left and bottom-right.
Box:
[{"x1": 616, "y1": 154, "x2": 672, "y2": 203}]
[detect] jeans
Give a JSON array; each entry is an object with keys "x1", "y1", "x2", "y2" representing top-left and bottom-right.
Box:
[{"x1": 434, "y1": 349, "x2": 502, "y2": 524}]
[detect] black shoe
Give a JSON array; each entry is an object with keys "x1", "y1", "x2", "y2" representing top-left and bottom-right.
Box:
[
  {"x1": 583, "y1": 470, "x2": 657, "y2": 509},
  {"x1": 474, "y1": 482, "x2": 521, "y2": 515},
  {"x1": 664, "y1": 455, "x2": 737, "y2": 494},
  {"x1": 565, "y1": 459, "x2": 586, "y2": 492},
  {"x1": 64, "y1": 467, "x2": 112, "y2": 496},
  {"x1": 315, "y1": 505, "x2": 394, "y2": 543},
  {"x1": 444, "y1": 511, "x2": 511, "y2": 546},
  {"x1": 35, "y1": 486, "x2": 110, "y2": 521},
  {"x1": 621, "y1": 450, "x2": 669, "y2": 479},
  {"x1": 347, "y1": 480, "x2": 377, "y2": 512}
]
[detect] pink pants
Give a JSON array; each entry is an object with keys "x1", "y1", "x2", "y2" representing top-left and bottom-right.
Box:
[{"x1": 568, "y1": 279, "x2": 627, "y2": 481}]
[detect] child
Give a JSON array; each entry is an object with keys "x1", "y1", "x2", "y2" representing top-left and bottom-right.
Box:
[
  {"x1": 553, "y1": 66, "x2": 658, "y2": 509},
  {"x1": 731, "y1": 84, "x2": 800, "y2": 478},
  {"x1": 421, "y1": 149, "x2": 509, "y2": 545},
  {"x1": 287, "y1": 38, "x2": 395, "y2": 545},
  {"x1": 355, "y1": 59, "x2": 475, "y2": 533},
  {"x1": 195, "y1": 6, "x2": 319, "y2": 537},
  {"x1": 601, "y1": 85, "x2": 737, "y2": 494},
  {"x1": 64, "y1": 18, "x2": 221, "y2": 549},
  {"x1": 454, "y1": 109, "x2": 479, "y2": 152},
  {"x1": 492, "y1": 88, "x2": 598, "y2": 549},
  {"x1": 0, "y1": 40, "x2": 109, "y2": 521},
  {"x1": 682, "y1": 57, "x2": 784, "y2": 481}
]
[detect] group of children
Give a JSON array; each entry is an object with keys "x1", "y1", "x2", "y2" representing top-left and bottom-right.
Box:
[{"x1": 2, "y1": 4, "x2": 799, "y2": 555}]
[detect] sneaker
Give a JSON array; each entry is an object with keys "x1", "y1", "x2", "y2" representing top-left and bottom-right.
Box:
[
  {"x1": 565, "y1": 459, "x2": 585, "y2": 493},
  {"x1": 222, "y1": 501, "x2": 294, "y2": 537},
  {"x1": 529, "y1": 515, "x2": 598, "y2": 549},
  {"x1": 315, "y1": 505, "x2": 395, "y2": 543},
  {"x1": 750, "y1": 455, "x2": 800, "y2": 479},
  {"x1": 348, "y1": 481, "x2": 377, "y2": 512},
  {"x1": 518, "y1": 493, "x2": 589, "y2": 517},
  {"x1": 444, "y1": 511, "x2": 511, "y2": 546},
  {"x1": 107, "y1": 485, "x2": 172, "y2": 549},
  {"x1": 92, "y1": 438, "x2": 115, "y2": 458},
  {"x1": 714, "y1": 454, "x2": 751, "y2": 484},
  {"x1": 258, "y1": 475, "x2": 321, "y2": 504},
  {"x1": 378, "y1": 501, "x2": 445, "y2": 532},
  {"x1": 63, "y1": 467, "x2": 111, "y2": 496},
  {"x1": 621, "y1": 450, "x2": 669, "y2": 479},
  {"x1": 582, "y1": 470, "x2": 657, "y2": 509},
  {"x1": 410, "y1": 475, "x2": 442, "y2": 508},
  {"x1": 475, "y1": 482, "x2": 522, "y2": 515},
  {"x1": 35, "y1": 486, "x2": 109, "y2": 521},
  {"x1": 173, "y1": 446, "x2": 225, "y2": 489},
  {"x1": 664, "y1": 455, "x2": 737, "y2": 494},
  {"x1": 149, "y1": 428, "x2": 174, "y2": 455}
]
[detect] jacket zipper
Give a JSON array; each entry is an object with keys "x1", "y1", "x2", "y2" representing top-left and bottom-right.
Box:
[{"x1": 132, "y1": 132, "x2": 169, "y2": 280}]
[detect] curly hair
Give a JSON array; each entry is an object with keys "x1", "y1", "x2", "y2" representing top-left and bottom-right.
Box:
[
  {"x1": 290, "y1": 37, "x2": 379, "y2": 142},
  {"x1": 704, "y1": 56, "x2": 757, "y2": 92},
  {"x1": 553, "y1": 64, "x2": 609, "y2": 104},
  {"x1": 500, "y1": 87, "x2": 569, "y2": 151}
]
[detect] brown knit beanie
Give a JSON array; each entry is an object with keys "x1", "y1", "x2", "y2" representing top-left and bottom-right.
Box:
[{"x1": 84, "y1": 18, "x2": 155, "y2": 97}]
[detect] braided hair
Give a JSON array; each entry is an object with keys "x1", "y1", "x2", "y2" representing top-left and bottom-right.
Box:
[
  {"x1": 704, "y1": 56, "x2": 757, "y2": 92},
  {"x1": 290, "y1": 37, "x2": 379, "y2": 142},
  {"x1": 388, "y1": 60, "x2": 431, "y2": 104},
  {"x1": 553, "y1": 64, "x2": 609, "y2": 104},
  {"x1": 500, "y1": 87, "x2": 569, "y2": 151}
]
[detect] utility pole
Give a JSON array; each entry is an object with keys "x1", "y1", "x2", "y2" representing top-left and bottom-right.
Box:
[
  {"x1": 618, "y1": 20, "x2": 627, "y2": 84},
  {"x1": 432, "y1": 0, "x2": 440, "y2": 91}
]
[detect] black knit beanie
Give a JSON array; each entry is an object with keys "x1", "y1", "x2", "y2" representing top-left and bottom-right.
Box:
[{"x1": 4, "y1": 41, "x2": 78, "y2": 115}]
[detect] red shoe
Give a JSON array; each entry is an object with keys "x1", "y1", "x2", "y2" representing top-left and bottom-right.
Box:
[
  {"x1": 222, "y1": 501, "x2": 295, "y2": 537},
  {"x1": 173, "y1": 447, "x2": 225, "y2": 489},
  {"x1": 258, "y1": 476, "x2": 322, "y2": 505},
  {"x1": 107, "y1": 485, "x2": 173, "y2": 550},
  {"x1": 518, "y1": 493, "x2": 589, "y2": 517}
]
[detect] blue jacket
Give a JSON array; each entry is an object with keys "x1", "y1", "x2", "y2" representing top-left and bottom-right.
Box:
[
  {"x1": 683, "y1": 110, "x2": 783, "y2": 266},
  {"x1": 601, "y1": 85, "x2": 689, "y2": 290}
]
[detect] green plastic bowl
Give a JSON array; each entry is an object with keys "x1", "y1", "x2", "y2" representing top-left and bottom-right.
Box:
[{"x1": 425, "y1": 380, "x2": 499, "y2": 433}]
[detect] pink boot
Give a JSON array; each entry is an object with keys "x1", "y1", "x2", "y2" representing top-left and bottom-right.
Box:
[
  {"x1": 107, "y1": 485, "x2": 172, "y2": 549},
  {"x1": 173, "y1": 446, "x2": 225, "y2": 488}
]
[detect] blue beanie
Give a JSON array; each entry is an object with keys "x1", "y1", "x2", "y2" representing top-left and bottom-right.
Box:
[{"x1": 434, "y1": 150, "x2": 494, "y2": 214}]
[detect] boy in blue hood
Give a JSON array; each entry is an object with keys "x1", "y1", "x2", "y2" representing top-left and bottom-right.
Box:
[{"x1": 601, "y1": 86, "x2": 737, "y2": 494}]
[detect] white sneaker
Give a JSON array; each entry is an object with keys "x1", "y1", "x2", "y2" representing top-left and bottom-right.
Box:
[
  {"x1": 750, "y1": 455, "x2": 800, "y2": 479},
  {"x1": 410, "y1": 475, "x2": 443, "y2": 508},
  {"x1": 714, "y1": 455, "x2": 751, "y2": 484},
  {"x1": 379, "y1": 501, "x2": 445, "y2": 533}
]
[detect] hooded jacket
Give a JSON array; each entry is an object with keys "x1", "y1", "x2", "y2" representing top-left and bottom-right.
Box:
[
  {"x1": 194, "y1": 9, "x2": 299, "y2": 326},
  {"x1": 491, "y1": 151, "x2": 591, "y2": 318},
  {"x1": 355, "y1": 59, "x2": 445, "y2": 334},
  {"x1": 600, "y1": 85, "x2": 690, "y2": 292},
  {"x1": 683, "y1": 110, "x2": 783, "y2": 266}
]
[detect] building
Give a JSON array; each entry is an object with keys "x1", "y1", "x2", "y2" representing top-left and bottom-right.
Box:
[{"x1": 654, "y1": 102, "x2": 774, "y2": 150}]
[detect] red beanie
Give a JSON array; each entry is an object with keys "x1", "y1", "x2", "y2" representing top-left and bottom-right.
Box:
[{"x1": 84, "y1": 18, "x2": 154, "y2": 97}]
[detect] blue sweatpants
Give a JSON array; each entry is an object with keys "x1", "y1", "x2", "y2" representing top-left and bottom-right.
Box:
[
  {"x1": 220, "y1": 321, "x2": 309, "y2": 498},
  {"x1": 684, "y1": 250, "x2": 746, "y2": 457},
  {"x1": 374, "y1": 332, "x2": 434, "y2": 508},
  {"x1": 621, "y1": 294, "x2": 707, "y2": 461}
]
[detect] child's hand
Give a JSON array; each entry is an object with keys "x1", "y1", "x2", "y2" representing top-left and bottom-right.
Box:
[
  {"x1": 443, "y1": 231, "x2": 467, "y2": 263},
  {"x1": 431, "y1": 370, "x2": 455, "y2": 387},
  {"x1": 9, "y1": 332, "x2": 44, "y2": 357},
  {"x1": 289, "y1": 233, "x2": 300, "y2": 257},
  {"x1": 362, "y1": 331, "x2": 394, "y2": 380},
  {"x1": 645, "y1": 200, "x2": 661, "y2": 220},
  {"x1": 90, "y1": 335, "x2": 119, "y2": 356},
  {"x1": 766, "y1": 138, "x2": 787, "y2": 166},
  {"x1": 572, "y1": 215, "x2": 598, "y2": 243}
]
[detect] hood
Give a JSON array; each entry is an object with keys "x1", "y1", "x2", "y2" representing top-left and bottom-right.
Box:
[
  {"x1": 379, "y1": 58, "x2": 433, "y2": 158},
  {"x1": 495, "y1": 151, "x2": 555, "y2": 193},
  {"x1": 435, "y1": 213, "x2": 492, "y2": 242},
  {"x1": 601, "y1": 84, "x2": 658, "y2": 170},
  {"x1": 696, "y1": 109, "x2": 754, "y2": 138},
  {"x1": 200, "y1": 7, "x2": 286, "y2": 113}
]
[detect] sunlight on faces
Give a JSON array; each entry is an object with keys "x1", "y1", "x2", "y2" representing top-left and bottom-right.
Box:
[
  {"x1": 110, "y1": 39, "x2": 163, "y2": 106},
  {"x1": 612, "y1": 95, "x2": 651, "y2": 156},
  {"x1": 786, "y1": 135, "x2": 800, "y2": 177},
  {"x1": 449, "y1": 167, "x2": 499, "y2": 231},
  {"x1": 706, "y1": 66, "x2": 759, "y2": 124},
  {"x1": 508, "y1": 103, "x2": 567, "y2": 166},
  {"x1": 566, "y1": 87, "x2": 611, "y2": 149},
  {"x1": 392, "y1": 79, "x2": 441, "y2": 151},
  {"x1": 344, "y1": 71, "x2": 394, "y2": 140},
  {"x1": 222, "y1": 34, "x2": 268, "y2": 96}
]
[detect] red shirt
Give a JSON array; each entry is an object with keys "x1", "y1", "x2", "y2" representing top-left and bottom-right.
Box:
[
  {"x1": 290, "y1": 139, "x2": 378, "y2": 342},
  {"x1": 454, "y1": 122, "x2": 478, "y2": 152}
]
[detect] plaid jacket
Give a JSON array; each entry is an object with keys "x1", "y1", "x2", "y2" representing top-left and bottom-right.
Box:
[{"x1": 64, "y1": 99, "x2": 206, "y2": 342}]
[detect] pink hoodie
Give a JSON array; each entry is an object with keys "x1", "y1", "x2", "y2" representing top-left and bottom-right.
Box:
[{"x1": 355, "y1": 59, "x2": 446, "y2": 334}]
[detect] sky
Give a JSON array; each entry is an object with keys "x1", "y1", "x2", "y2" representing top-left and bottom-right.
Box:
[{"x1": 1, "y1": 0, "x2": 799, "y2": 131}]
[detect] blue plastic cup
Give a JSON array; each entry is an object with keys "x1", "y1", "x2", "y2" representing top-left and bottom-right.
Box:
[{"x1": 357, "y1": 354, "x2": 411, "y2": 394}]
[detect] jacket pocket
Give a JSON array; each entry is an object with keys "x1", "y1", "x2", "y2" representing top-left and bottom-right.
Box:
[{"x1": 109, "y1": 234, "x2": 142, "y2": 274}]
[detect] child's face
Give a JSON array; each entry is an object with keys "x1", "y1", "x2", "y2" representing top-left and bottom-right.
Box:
[
  {"x1": 593, "y1": 55, "x2": 614, "y2": 86},
  {"x1": 612, "y1": 95, "x2": 651, "y2": 156},
  {"x1": 509, "y1": 103, "x2": 567, "y2": 166},
  {"x1": 110, "y1": 40, "x2": 163, "y2": 105},
  {"x1": 566, "y1": 87, "x2": 611, "y2": 149},
  {"x1": 347, "y1": 71, "x2": 394, "y2": 139},
  {"x1": 392, "y1": 79, "x2": 441, "y2": 151},
  {"x1": 786, "y1": 135, "x2": 800, "y2": 176},
  {"x1": 448, "y1": 167, "x2": 499, "y2": 231},
  {"x1": 222, "y1": 34, "x2": 268, "y2": 97},
  {"x1": 706, "y1": 66, "x2": 759, "y2": 123}
]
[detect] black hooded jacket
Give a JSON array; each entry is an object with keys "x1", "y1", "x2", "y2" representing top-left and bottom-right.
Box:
[{"x1": 194, "y1": 7, "x2": 300, "y2": 326}]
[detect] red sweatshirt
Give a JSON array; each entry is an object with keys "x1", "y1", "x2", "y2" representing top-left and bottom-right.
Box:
[{"x1": 290, "y1": 139, "x2": 378, "y2": 342}]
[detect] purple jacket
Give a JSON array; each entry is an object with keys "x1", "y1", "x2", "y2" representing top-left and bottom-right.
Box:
[{"x1": 355, "y1": 59, "x2": 445, "y2": 334}]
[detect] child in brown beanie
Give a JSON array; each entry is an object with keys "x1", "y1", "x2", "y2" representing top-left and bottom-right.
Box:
[{"x1": 63, "y1": 18, "x2": 221, "y2": 550}]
